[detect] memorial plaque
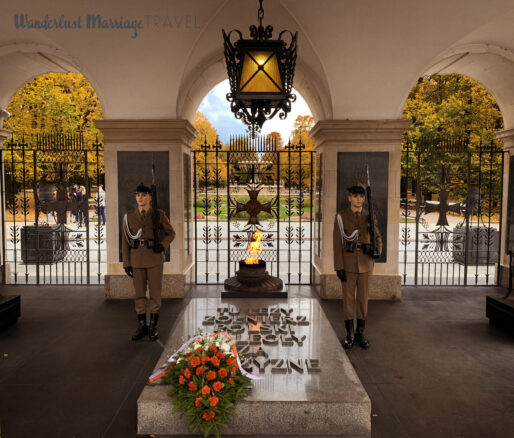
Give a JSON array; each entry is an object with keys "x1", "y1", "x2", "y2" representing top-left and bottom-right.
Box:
[
  {"x1": 337, "y1": 152, "x2": 388, "y2": 262},
  {"x1": 183, "y1": 152, "x2": 192, "y2": 257},
  {"x1": 138, "y1": 297, "x2": 371, "y2": 436},
  {"x1": 117, "y1": 151, "x2": 170, "y2": 262},
  {"x1": 315, "y1": 152, "x2": 323, "y2": 258},
  {"x1": 507, "y1": 158, "x2": 514, "y2": 253}
]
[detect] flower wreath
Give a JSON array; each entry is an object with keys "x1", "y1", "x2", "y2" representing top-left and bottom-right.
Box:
[{"x1": 149, "y1": 330, "x2": 262, "y2": 438}]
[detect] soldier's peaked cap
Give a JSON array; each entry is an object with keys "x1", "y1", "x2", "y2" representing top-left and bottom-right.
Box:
[
  {"x1": 347, "y1": 182, "x2": 366, "y2": 194},
  {"x1": 135, "y1": 183, "x2": 152, "y2": 194}
]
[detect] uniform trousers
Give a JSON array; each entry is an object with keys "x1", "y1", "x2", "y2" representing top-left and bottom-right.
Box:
[
  {"x1": 342, "y1": 271, "x2": 369, "y2": 320},
  {"x1": 133, "y1": 264, "x2": 163, "y2": 314}
]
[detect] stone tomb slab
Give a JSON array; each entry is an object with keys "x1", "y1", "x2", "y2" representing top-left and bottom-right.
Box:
[{"x1": 138, "y1": 298, "x2": 371, "y2": 436}]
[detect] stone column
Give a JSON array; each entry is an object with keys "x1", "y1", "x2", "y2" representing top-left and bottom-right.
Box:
[
  {"x1": 496, "y1": 128, "x2": 514, "y2": 287},
  {"x1": 95, "y1": 119, "x2": 197, "y2": 299},
  {"x1": 0, "y1": 108, "x2": 12, "y2": 284},
  {"x1": 310, "y1": 119, "x2": 410, "y2": 300}
]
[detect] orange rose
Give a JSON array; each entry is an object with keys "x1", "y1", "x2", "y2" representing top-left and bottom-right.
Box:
[
  {"x1": 218, "y1": 367, "x2": 228, "y2": 378},
  {"x1": 216, "y1": 351, "x2": 225, "y2": 359},
  {"x1": 228, "y1": 377, "x2": 235, "y2": 385},
  {"x1": 209, "y1": 396, "x2": 219, "y2": 407},
  {"x1": 226, "y1": 357, "x2": 236, "y2": 366},
  {"x1": 210, "y1": 356, "x2": 220, "y2": 367},
  {"x1": 206, "y1": 370, "x2": 216, "y2": 381},
  {"x1": 231, "y1": 366, "x2": 237, "y2": 375},
  {"x1": 183, "y1": 368, "x2": 192, "y2": 379},
  {"x1": 196, "y1": 366, "x2": 205, "y2": 376},
  {"x1": 212, "y1": 381, "x2": 223, "y2": 392},
  {"x1": 194, "y1": 397, "x2": 203, "y2": 408},
  {"x1": 178, "y1": 375, "x2": 184, "y2": 384},
  {"x1": 202, "y1": 410, "x2": 215, "y2": 421},
  {"x1": 201, "y1": 355, "x2": 210, "y2": 364},
  {"x1": 190, "y1": 356, "x2": 201, "y2": 368},
  {"x1": 188, "y1": 381, "x2": 198, "y2": 392},
  {"x1": 201, "y1": 385, "x2": 211, "y2": 396},
  {"x1": 195, "y1": 347, "x2": 203, "y2": 353},
  {"x1": 209, "y1": 345, "x2": 218, "y2": 352}
]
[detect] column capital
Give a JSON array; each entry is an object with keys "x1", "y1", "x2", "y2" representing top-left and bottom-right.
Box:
[
  {"x1": 95, "y1": 119, "x2": 197, "y2": 146},
  {"x1": 496, "y1": 128, "x2": 514, "y2": 152},
  {"x1": 0, "y1": 108, "x2": 12, "y2": 148},
  {"x1": 311, "y1": 119, "x2": 411, "y2": 147},
  {"x1": 0, "y1": 108, "x2": 10, "y2": 128},
  {"x1": 0, "y1": 129, "x2": 13, "y2": 149}
]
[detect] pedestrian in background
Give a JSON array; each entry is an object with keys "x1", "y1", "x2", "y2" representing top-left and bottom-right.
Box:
[{"x1": 95, "y1": 184, "x2": 106, "y2": 225}]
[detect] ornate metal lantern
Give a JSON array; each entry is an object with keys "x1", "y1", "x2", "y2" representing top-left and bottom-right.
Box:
[{"x1": 222, "y1": 0, "x2": 298, "y2": 136}]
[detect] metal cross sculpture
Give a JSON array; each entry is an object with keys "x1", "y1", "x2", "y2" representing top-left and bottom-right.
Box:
[
  {"x1": 422, "y1": 165, "x2": 463, "y2": 252},
  {"x1": 234, "y1": 188, "x2": 272, "y2": 226},
  {"x1": 424, "y1": 190, "x2": 462, "y2": 226}
]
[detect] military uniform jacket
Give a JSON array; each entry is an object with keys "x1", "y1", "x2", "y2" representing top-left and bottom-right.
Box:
[
  {"x1": 122, "y1": 208, "x2": 175, "y2": 269},
  {"x1": 333, "y1": 208, "x2": 383, "y2": 273}
]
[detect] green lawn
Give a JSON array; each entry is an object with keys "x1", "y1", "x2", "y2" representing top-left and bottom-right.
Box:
[{"x1": 194, "y1": 197, "x2": 313, "y2": 220}]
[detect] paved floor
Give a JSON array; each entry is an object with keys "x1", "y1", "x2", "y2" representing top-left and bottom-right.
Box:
[{"x1": 0, "y1": 284, "x2": 513, "y2": 438}]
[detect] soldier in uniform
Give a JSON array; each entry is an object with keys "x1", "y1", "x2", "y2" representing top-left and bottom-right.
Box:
[
  {"x1": 122, "y1": 183, "x2": 175, "y2": 341},
  {"x1": 333, "y1": 182, "x2": 382, "y2": 349}
]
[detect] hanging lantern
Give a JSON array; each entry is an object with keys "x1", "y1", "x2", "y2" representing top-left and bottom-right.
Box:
[{"x1": 222, "y1": 0, "x2": 298, "y2": 136}]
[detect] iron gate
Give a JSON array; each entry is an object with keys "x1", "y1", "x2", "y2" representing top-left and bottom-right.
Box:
[
  {"x1": 193, "y1": 135, "x2": 314, "y2": 285},
  {"x1": 400, "y1": 135, "x2": 504, "y2": 285},
  {"x1": 1, "y1": 134, "x2": 106, "y2": 285}
]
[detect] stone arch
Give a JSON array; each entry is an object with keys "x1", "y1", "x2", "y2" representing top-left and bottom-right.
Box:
[
  {"x1": 176, "y1": 50, "x2": 332, "y2": 124},
  {"x1": 0, "y1": 42, "x2": 105, "y2": 115},
  {"x1": 398, "y1": 44, "x2": 514, "y2": 129}
]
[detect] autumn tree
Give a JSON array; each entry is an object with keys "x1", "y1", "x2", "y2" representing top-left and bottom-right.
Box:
[
  {"x1": 191, "y1": 112, "x2": 221, "y2": 150},
  {"x1": 403, "y1": 74, "x2": 503, "y2": 147},
  {"x1": 289, "y1": 115, "x2": 315, "y2": 150},
  {"x1": 192, "y1": 111, "x2": 228, "y2": 192},
  {"x1": 402, "y1": 74, "x2": 504, "y2": 207},
  {"x1": 3, "y1": 72, "x2": 104, "y2": 195},
  {"x1": 5, "y1": 72, "x2": 102, "y2": 145},
  {"x1": 280, "y1": 115, "x2": 316, "y2": 189}
]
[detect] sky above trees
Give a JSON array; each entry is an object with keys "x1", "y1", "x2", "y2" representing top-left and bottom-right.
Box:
[{"x1": 198, "y1": 79, "x2": 312, "y2": 144}]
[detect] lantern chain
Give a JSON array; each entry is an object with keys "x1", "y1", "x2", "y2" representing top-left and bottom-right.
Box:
[{"x1": 258, "y1": 0, "x2": 264, "y2": 27}]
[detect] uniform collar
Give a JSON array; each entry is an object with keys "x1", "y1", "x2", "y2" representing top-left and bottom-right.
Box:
[
  {"x1": 350, "y1": 206, "x2": 363, "y2": 214},
  {"x1": 138, "y1": 207, "x2": 151, "y2": 216}
]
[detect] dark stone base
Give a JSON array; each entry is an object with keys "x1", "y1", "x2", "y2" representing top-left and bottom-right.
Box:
[
  {"x1": 221, "y1": 284, "x2": 288, "y2": 298},
  {"x1": 0, "y1": 295, "x2": 21, "y2": 330},
  {"x1": 486, "y1": 295, "x2": 514, "y2": 333}
]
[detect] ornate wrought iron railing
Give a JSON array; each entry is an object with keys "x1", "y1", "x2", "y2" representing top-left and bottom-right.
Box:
[
  {"x1": 400, "y1": 135, "x2": 505, "y2": 286},
  {"x1": 193, "y1": 135, "x2": 314, "y2": 285},
  {"x1": 1, "y1": 133, "x2": 106, "y2": 285}
]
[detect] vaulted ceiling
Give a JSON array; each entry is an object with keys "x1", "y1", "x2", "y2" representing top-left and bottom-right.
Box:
[{"x1": 1, "y1": 0, "x2": 514, "y2": 127}]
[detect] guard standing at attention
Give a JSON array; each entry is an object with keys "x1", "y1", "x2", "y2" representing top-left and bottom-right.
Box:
[
  {"x1": 333, "y1": 182, "x2": 382, "y2": 349},
  {"x1": 122, "y1": 183, "x2": 175, "y2": 341}
]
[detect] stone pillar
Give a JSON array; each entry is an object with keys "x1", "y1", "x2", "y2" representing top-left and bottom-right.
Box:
[
  {"x1": 95, "y1": 119, "x2": 197, "y2": 299},
  {"x1": 310, "y1": 120, "x2": 410, "y2": 300},
  {"x1": 0, "y1": 108, "x2": 12, "y2": 284},
  {"x1": 496, "y1": 128, "x2": 514, "y2": 288}
]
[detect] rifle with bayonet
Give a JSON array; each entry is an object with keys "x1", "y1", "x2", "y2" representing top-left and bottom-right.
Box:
[
  {"x1": 151, "y1": 155, "x2": 164, "y2": 253},
  {"x1": 365, "y1": 164, "x2": 380, "y2": 259}
]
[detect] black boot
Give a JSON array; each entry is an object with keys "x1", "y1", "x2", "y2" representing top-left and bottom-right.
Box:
[
  {"x1": 355, "y1": 319, "x2": 370, "y2": 349},
  {"x1": 132, "y1": 314, "x2": 148, "y2": 341},
  {"x1": 342, "y1": 320, "x2": 355, "y2": 349},
  {"x1": 148, "y1": 313, "x2": 159, "y2": 341}
]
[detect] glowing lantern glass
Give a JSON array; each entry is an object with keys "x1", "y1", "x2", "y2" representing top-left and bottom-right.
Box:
[{"x1": 222, "y1": 0, "x2": 297, "y2": 136}]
